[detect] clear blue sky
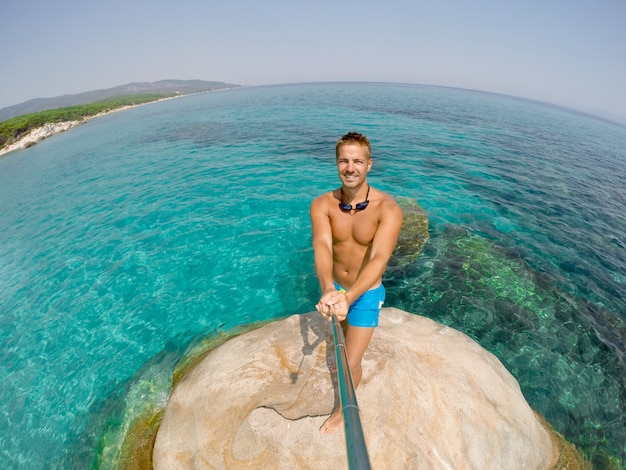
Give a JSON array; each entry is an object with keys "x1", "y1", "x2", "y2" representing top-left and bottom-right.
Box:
[{"x1": 1, "y1": 0, "x2": 625, "y2": 120}]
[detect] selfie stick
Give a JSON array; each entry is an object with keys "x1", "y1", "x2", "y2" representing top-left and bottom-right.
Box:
[{"x1": 331, "y1": 313, "x2": 371, "y2": 470}]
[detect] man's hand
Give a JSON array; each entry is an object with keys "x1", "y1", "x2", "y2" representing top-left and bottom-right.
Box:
[{"x1": 316, "y1": 290, "x2": 349, "y2": 322}]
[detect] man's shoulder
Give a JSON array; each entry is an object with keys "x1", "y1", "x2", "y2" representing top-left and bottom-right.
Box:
[
  {"x1": 372, "y1": 190, "x2": 403, "y2": 223},
  {"x1": 310, "y1": 190, "x2": 337, "y2": 212},
  {"x1": 314, "y1": 189, "x2": 338, "y2": 203},
  {"x1": 372, "y1": 188, "x2": 401, "y2": 208}
]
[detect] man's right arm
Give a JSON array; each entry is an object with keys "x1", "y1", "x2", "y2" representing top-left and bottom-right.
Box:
[{"x1": 310, "y1": 195, "x2": 336, "y2": 316}]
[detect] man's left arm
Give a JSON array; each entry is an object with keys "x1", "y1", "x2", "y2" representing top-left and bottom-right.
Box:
[{"x1": 344, "y1": 200, "x2": 403, "y2": 306}]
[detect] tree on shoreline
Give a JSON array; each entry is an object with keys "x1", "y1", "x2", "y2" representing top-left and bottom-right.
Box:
[{"x1": 0, "y1": 93, "x2": 175, "y2": 148}]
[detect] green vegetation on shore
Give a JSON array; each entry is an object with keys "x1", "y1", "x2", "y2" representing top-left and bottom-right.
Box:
[{"x1": 0, "y1": 93, "x2": 176, "y2": 148}]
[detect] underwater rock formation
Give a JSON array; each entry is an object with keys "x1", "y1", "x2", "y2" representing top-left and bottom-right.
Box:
[
  {"x1": 153, "y1": 308, "x2": 562, "y2": 469},
  {"x1": 384, "y1": 223, "x2": 624, "y2": 467},
  {"x1": 388, "y1": 197, "x2": 429, "y2": 273}
]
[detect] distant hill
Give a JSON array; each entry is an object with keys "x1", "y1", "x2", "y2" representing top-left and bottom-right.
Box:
[{"x1": 0, "y1": 79, "x2": 241, "y2": 121}]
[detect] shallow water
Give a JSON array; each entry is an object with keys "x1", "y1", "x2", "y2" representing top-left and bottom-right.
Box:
[{"x1": 0, "y1": 83, "x2": 624, "y2": 468}]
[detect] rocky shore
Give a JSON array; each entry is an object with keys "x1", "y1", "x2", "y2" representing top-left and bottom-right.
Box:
[
  {"x1": 0, "y1": 102, "x2": 164, "y2": 157},
  {"x1": 0, "y1": 121, "x2": 85, "y2": 156}
]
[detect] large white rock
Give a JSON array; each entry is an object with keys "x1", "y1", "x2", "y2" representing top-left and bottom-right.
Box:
[{"x1": 153, "y1": 308, "x2": 558, "y2": 469}]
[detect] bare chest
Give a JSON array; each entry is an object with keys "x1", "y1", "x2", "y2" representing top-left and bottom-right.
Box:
[{"x1": 330, "y1": 211, "x2": 379, "y2": 247}]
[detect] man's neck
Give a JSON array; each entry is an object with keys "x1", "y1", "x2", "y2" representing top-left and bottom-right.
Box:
[{"x1": 341, "y1": 183, "x2": 369, "y2": 203}]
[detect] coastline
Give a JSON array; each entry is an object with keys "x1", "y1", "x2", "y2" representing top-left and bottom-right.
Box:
[
  {"x1": 0, "y1": 120, "x2": 85, "y2": 156},
  {"x1": 0, "y1": 98, "x2": 176, "y2": 157}
]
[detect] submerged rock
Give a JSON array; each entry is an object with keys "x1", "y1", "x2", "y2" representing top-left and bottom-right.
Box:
[
  {"x1": 153, "y1": 308, "x2": 571, "y2": 469},
  {"x1": 384, "y1": 223, "x2": 624, "y2": 467},
  {"x1": 389, "y1": 197, "x2": 429, "y2": 272}
]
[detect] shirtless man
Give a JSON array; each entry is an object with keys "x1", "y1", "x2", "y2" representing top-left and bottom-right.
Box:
[{"x1": 310, "y1": 132, "x2": 403, "y2": 434}]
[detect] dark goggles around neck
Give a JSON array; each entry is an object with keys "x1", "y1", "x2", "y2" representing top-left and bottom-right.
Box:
[{"x1": 339, "y1": 185, "x2": 370, "y2": 212}]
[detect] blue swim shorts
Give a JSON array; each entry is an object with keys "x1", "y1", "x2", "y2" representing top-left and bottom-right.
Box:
[{"x1": 333, "y1": 282, "x2": 386, "y2": 328}]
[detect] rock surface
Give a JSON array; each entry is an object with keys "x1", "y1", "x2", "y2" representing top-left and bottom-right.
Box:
[{"x1": 154, "y1": 308, "x2": 559, "y2": 469}]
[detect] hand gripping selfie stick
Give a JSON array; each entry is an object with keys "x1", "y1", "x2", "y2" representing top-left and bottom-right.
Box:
[{"x1": 331, "y1": 313, "x2": 372, "y2": 470}]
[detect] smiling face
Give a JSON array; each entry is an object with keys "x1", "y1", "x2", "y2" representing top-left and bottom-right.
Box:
[{"x1": 336, "y1": 143, "x2": 373, "y2": 189}]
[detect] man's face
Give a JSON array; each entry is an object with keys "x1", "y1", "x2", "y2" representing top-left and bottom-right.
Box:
[{"x1": 336, "y1": 143, "x2": 372, "y2": 189}]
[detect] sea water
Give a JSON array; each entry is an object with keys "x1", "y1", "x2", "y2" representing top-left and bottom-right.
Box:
[{"x1": 0, "y1": 83, "x2": 624, "y2": 468}]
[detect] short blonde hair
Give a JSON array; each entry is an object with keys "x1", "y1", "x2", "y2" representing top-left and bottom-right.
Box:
[{"x1": 336, "y1": 132, "x2": 372, "y2": 160}]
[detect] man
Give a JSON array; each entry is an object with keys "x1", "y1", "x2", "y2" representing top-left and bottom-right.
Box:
[{"x1": 310, "y1": 132, "x2": 403, "y2": 434}]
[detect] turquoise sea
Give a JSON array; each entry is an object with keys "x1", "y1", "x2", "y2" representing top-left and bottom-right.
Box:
[{"x1": 0, "y1": 83, "x2": 624, "y2": 468}]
